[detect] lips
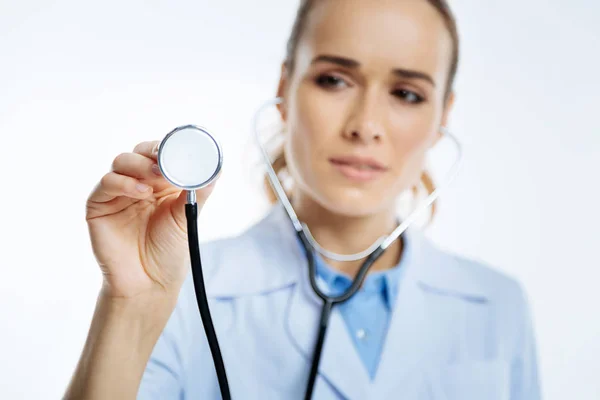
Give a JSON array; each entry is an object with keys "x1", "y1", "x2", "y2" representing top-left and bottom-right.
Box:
[
  {"x1": 329, "y1": 155, "x2": 387, "y2": 170},
  {"x1": 329, "y1": 155, "x2": 387, "y2": 182}
]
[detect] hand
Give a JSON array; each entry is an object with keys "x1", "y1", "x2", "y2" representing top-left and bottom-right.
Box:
[{"x1": 86, "y1": 140, "x2": 217, "y2": 299}]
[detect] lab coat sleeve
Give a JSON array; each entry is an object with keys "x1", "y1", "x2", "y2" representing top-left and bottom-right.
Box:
[
  {"x1": 510, "y1": 283, "x2": 542, "y2": 400},
  {"x1": 137, "y1": 301, "x2": 186, "y2": 400}
]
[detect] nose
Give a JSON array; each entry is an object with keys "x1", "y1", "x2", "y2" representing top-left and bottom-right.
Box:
[{"x1": 341, "y1": 91, "x2": 385, "y2": 144}]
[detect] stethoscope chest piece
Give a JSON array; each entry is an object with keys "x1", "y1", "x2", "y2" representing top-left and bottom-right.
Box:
[{"x1": 157, "y1": 125, "x2": 223, "y2": 190}]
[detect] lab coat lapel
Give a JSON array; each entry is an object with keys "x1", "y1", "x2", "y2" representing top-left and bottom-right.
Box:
[
  {"x1": 286, "y1": 265, "x2": 370, "y2": 400},
  {"x1": 207, "y1": 205, "x2": 303, "y2": 298},
  {"x1": 371, "y1": 273, "x2": 459, "y2": 397},
  {"x1": 371, "y1": 227, "x2": 489, "y2": 397},
  {"x1": 227, "y1": 204, "x2": 369, "y2": 398}
]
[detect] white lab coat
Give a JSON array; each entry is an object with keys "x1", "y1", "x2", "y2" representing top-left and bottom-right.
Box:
[{"x1": 138, "y1": 204, "x2": 541, "y2": 399}]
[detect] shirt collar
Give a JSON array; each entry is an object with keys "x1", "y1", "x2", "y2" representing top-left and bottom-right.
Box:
[{"x1": 301, "y1": 240, "x2": 405, "y2": 310}]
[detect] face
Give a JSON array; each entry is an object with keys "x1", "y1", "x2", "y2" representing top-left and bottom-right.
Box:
[{"x1": 278, "y1": 0, "x2": 455, "y2": 217}]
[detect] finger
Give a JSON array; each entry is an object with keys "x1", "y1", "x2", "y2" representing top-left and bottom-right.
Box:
[
  {"x1": 88, "y1": 172, "x2": 154, "y2": 204},
  {"x1": 111, "y1": 152, "x2": 162, "y2": 181},
  {"x1": 133, "y1": 140, "x2": 161, "y2": 161}
]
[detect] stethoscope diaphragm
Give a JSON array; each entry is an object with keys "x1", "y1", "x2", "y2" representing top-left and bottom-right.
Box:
[{"x1": 157, "y1": 125, "x2": 223, "y2": 191}]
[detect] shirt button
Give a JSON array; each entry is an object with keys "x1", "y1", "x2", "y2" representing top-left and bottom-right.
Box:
[{"x1": 356, "y1": 329, "x2": 367, "y2": 341}]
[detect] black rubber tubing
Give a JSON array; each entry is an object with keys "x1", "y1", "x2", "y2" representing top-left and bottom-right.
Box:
[{"x1": 185, "y1": 203, "x2": 232, "y2": 400}]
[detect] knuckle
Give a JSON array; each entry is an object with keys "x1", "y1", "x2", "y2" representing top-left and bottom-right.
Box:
[
  {"x1": 111, "y1": 152, "x2": 130, "y2": 170},
  {"x1": 133, "y1": 140, "x2": 159, "y2": 156},
  {"x1": 133, "y1": 141, "x2": 147, "y2": 153},
  {"x1": 99, "y1": 173, "x2": 113, "y2": 188}
]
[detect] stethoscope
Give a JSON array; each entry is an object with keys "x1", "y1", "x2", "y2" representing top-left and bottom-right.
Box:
[{"x1": 156, "y1": 97, "x2": 463, "y2": 400}]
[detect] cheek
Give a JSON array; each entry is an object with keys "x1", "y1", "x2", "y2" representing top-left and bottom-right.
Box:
[
  {"x1": 293, "y1": 83, "x2": 343, "y2": 142},
  {"x1": 285, "y1": 85, "x2": 341, "y2": 178},
  {"x1": 388, "y1": 109, "x2": 440, "y2": 185},
  {"x1": 392, "y1": 104, "x2": 440, "y2": 145}
]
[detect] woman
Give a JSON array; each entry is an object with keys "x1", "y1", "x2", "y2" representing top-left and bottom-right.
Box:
[{"x1": 65, "y1": 0, "x2": 541, "y2": 399}]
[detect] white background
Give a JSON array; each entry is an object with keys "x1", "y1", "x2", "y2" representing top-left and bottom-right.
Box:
[{"x1": 1, "y1": 0, "x2": 598, "y2": 398}]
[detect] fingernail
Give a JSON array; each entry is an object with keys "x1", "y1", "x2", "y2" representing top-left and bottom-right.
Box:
[
  {"x1": 151, "y1": 164, "x2": 161, "y2": 176},
  {"x1": 136, "y1": 183, "x2": 150, "y2": 192}
]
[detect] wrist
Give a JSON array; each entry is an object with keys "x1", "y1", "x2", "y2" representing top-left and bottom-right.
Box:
[
  {"x1": 64, "y1": 289, "x2": 177, "y2": 400},
  {"x1": 98, "y1": 287, "x2": 179, "y2": 327}
]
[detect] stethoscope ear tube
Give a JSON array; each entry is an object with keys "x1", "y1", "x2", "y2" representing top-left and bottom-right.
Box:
[
  {"x1": 254, "y1": 98, "x2": 463, "y2": 262},
  {"x1": 185, "y1": 202, "x2": 232, "y2": 400}
]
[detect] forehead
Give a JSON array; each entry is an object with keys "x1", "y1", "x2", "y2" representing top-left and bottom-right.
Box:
[{"x1": 296, "y1": 0, "x2": 453, "y2": 83}]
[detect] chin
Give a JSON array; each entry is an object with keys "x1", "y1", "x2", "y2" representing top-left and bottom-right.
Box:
[{"x1": 309, "y1": 183, "x2": 389, "y2": 218}]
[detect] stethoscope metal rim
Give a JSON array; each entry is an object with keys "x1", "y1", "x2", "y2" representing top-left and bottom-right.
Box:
[{"x1": 157, "y1": 124, "x2": 224, "y2": 191}]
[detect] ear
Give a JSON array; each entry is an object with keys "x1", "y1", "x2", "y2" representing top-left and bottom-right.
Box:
[
  {"x1": 432, "y1": 90, "x2": 456, "y2": 147},
  {"x1": 276, "y1": 62, "x2": 289, "y2": 122}
]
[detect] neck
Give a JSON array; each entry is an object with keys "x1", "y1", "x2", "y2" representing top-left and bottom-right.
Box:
[{"x1": 291, "y1": 191, "x2": 403, "y2": 278}]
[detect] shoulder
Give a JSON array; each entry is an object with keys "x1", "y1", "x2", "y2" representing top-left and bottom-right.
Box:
[
  {"x1": 449, "y1": 250, "x2": 534, "y2": 335},
  {"x1": 446, "y1": 249, "x2": 538, "y2": 363},
  {"x1": 415, "y1": 238, "x2": 539, "y2": 374},
  {"x1": 415, "y1": 234, "x2": 535, "y2": 349},
  {"x1": 160, "y1": 220, "x2": 275, "y2": 337},
  {"x1": 164, "y1": 207, "x2": 303, "y2": 350},
  {"x1": 410, "y1": 229, "x2": 528, "y2": 307},
  {"x1": 180, "y1": 206, "x2": 304, "y2": 300},
  {"x1": 450, "y1": 251, "x2": 527, "y2": 305},
  {"x1": 410, "y1": 229, "x2": 534, "y2": 338}
]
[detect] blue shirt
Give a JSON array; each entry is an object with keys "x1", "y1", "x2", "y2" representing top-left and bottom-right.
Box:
[{"x1": 313, "y1": 251, "x2": 403, "y2": 380}]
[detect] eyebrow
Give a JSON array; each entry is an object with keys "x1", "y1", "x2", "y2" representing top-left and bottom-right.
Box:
[{"x1": 311, "y1": 54, "x2": 436, "y2": 87}]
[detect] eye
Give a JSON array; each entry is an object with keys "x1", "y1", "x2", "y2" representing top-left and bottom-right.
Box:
[
  {"x1": 392, "y1": 89, "x2": 424, "y2": 104},
  {"x1": 315, "y1": 74, "x2": 348, "y2": 89}
]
